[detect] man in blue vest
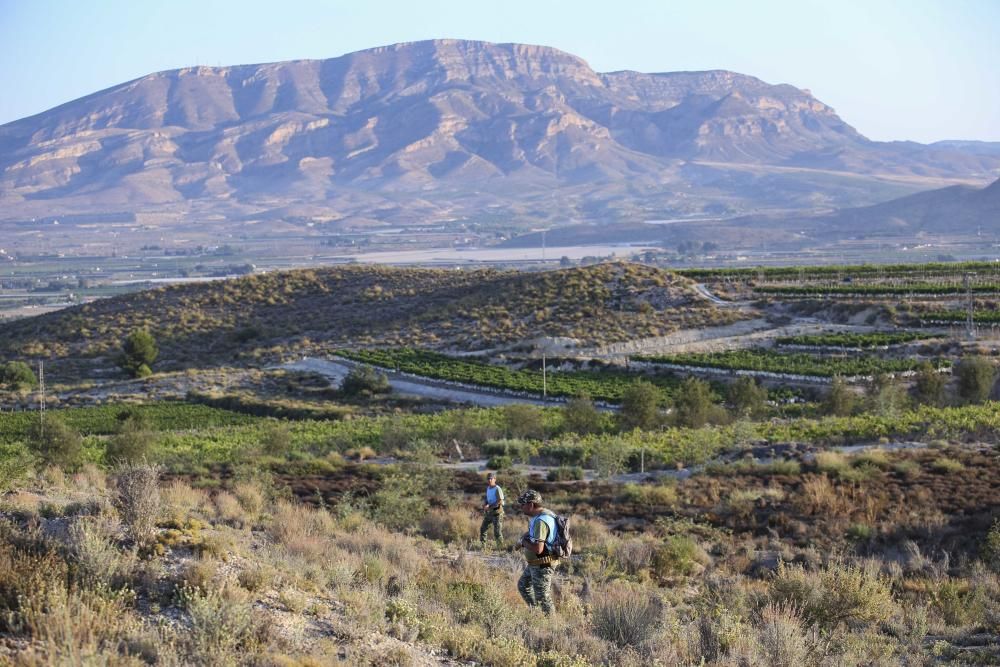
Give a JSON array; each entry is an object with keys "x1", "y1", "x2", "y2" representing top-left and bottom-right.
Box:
[
  {"x1": 479, "y1": 472, "x2": 505, "y2": 548},
  {"x1": 515, "y1": 489, "x2": 557, "y2": 615}
]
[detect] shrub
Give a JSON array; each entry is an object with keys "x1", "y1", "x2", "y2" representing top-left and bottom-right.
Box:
[
  {"x1": 912, "y1": 361, "x2": 947, "y2": 407},
  {"x1": 105, "y1": 412, "x2": 157, "y2": 464},
  {"x1": 754, "y1": 603, "x2": 815, "y2": 667},
  {"x1": 69, "y1": 518, "x2": 132, "y2": 589},
  {"x1": 768, "y1": 562, "x2": 895, "y2": 630},
  {"x1": 652, "y1": 535, "x2": 708, "y2": 578},
  {"x1": 270, "y1": 501, "x2": 336, "y2": 559},
  {"x1": 824, "y1": 377, "x2": 857, "y2": 416},
  {"x1": 955, "y1": 355, "x2": 997, "y2": 404},
  {"x1": 814, "y1": 451, "x2": 849, "y2": 476},
  {"x1": 1, "y1": 360, "x2": 37, "y2": 391},
  {"x1": 547, "y1": 466, "x2": 585, "y2": 482},
  {"x1": 27, "y1": 417, "x2": 83, "y2": 470},
  {"x1": 113, "y1": 463, "x2": 162, "y2": 546},
  {"x1": 260, "y1": 423, "x2": 293, "y2": 457},
  {"x1": 930, "y1": 457, "x2": 965, "y2": 474},
  {"x1": 592, "y1": 585, "x2": 663, "y2": 649},
  {"x1": 182, "y1": 584, "x2": 263, "y2": 661},
  {"x1": 340, "y1": 365, "x2": 390, "y2": 397},
  {"x1": 767, "y1": 459, "x2": 802, "y2": 476},
  {"x1": 0, "y1": 452, "x2": 34, "y2": 493},
  {"x1": 728, "y1": 376, "x2": 769, "y2": 419},
  {"x1": 486, "y1": 455, "x2": 513, "y2": 471},
  {"x1": 622, "y1": 482, "x2": 678, "y2": 506},
  {"x1": 419, "y1": 508, "x2": 478, "y2": 545},
  {"x1": 982, "y1": 520, "x2": 1000, "y2": 572}
]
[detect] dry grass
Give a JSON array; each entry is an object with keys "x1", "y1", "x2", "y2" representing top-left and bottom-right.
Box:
[{"x1": 1, "y1": 450, "x2": 996, "y2": 666}]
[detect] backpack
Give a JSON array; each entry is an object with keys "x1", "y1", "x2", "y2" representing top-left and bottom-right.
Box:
[{"x1": 549, "y1": 514, "x2": 573, "y2": 559}]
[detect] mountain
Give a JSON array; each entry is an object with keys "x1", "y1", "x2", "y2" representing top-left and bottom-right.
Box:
[
  {"x1": 1, "y1": 39, "x2": 997, "y2": 233},
  {"x1": 812, "y1": 176, "x2": 1000, "y2": 236}
]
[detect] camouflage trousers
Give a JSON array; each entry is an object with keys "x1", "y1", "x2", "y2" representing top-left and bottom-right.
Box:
[
  {"x1": 517, "y1": 563, "x2": 556, "y2": 615},
  {"x1": 479, "y1": 511, "x2": 503, "y2": 547}
]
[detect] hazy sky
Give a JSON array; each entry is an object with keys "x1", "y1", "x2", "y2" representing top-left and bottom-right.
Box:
[{"x1": 1, "y1": 0, "x2": 997, "y2": 142}]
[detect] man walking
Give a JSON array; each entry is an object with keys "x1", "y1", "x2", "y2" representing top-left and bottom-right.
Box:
[
  {"x1": 479, "y1": 472, "x2": 505, "y2": 548},
  {"x1": 515, "y1": 489, "x2": 558, "y2": 615}
]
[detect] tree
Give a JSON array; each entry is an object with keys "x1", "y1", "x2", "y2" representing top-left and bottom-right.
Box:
[
  {"x1": 727, "y1": 377, "x2": 768, "y2": 419},
  {"x1": 502, "y1": 403, "x2": 546, "y2": 440},
  {"x1": 27, "y1": 417, "x2": 83, "y2": 469},
  {"x1": 1, "y1": 361, "x2": 37, "y2": 391},
  {"x1": 912, "y1": 361, "x2": 947, "y2": 407},
  {"x1": 617, "y1": 380, "x2": 664, "y2": 431},
  {"x1": 824, "y1": 377, "x2": 857, "y2": 417},
  {"x1": 562, "y1": 393, "x2": 603, "y2": 435},
  {"x1": 339, "y1": 365, "x2": 390, "y2": 397},
  {"x1": 121, "y1": 329, "x2": 158, "y2": 378},
  {"x1": 866, "y1": 373, "x2": 909, "y2": 418},
  {"x1": 955, "y1": 355, "x2": 997, "y2": 404},
  {"x1": 672, "y1": 377, "x2": 723, "y2": 428}
]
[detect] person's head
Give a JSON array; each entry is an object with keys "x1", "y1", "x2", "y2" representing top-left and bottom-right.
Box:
[
  {"x1": 517, "y1": 489, "x2": 543, "y2": 515},
  {"x1": 487, "y1": 472, "x2": 497, "y2": 487}
]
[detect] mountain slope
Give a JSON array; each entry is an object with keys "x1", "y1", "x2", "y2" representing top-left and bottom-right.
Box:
[
  {"x1": 815, "y1": 176, "x2": 1000, "y2": 236},
  {"x1": 1, "y1": 39, "x2": 997, "y2": 227}
]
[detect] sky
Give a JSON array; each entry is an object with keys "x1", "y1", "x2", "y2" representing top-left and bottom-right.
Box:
[{"x1": 1, "y1": 0, "x2": 998, "y2": 143}]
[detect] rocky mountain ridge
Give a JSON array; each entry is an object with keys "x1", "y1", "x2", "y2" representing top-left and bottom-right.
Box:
[{"x1": 1, "y1": 39, "x2": 997, "y2": 229}]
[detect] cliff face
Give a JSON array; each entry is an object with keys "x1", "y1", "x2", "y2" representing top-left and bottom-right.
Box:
[{"x1": 1, "y1": 39, "x2": 997, "y2": 224}]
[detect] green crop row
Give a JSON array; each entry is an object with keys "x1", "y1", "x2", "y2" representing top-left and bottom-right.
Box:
[
  {"x1": 336, "y1": 348, "x2": 679, "y2": 401},
  {"x1": 775, "y1": 331, "x2": 929, "y2": 348},
  {"x1": 636, "y1": 349, "x2": 942, "y2": 378}
]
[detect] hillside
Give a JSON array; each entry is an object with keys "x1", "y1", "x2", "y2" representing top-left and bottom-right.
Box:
[
  {"x1": 813, "y1": 176, "x2": 1000, "y2": 236},
  {"x1": 1, "y1": 39, "x2": 997, "y2": 236},
  {"x1": 0, "y1": 262, "x2": 740, "y2": 380}
]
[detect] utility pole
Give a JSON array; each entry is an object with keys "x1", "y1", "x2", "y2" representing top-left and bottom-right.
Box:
[
  {"x1": 965, "y1": 273, "x2": 977, "y2": 340},
  {"x1": 38, "y1": 360, "x2": 45, "y2": 436}
]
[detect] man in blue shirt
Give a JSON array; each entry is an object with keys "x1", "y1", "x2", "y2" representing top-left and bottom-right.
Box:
[
  {"x1": 515, "y1": 489, "x2": 557, "y2": 615},
  {"x1": 479, "y1": 472, "x2": 505, "y2": 548}
]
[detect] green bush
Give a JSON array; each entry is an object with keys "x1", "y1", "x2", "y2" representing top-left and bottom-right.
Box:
[
  {"x1": 486, "y1": 455, "x2": 513, "y2": 471},
  {"x1": 1, "y1": 361, "x2": 37, "y2": 391},
  {"x1": 27, "y1": 417, "x2": 83, "y2": 470},
  {"x1": 651, "y1": 535, "x2": 707, "y2": 578},
  {"x1": 547, "y1": 466, "x2": 584, "y2": 482},
  {"x1": 955, "y1": 355, "x2": 997, "y2": 404},
  {"x1": 120, "y1": 329, "x2": 158, "y2": 378},
  {"x1": 339, "y1": 365, "x2": 390, "y2": 397},
  {"x1": 105, "y1": 411, "x2": 157, "y2": 464}
]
